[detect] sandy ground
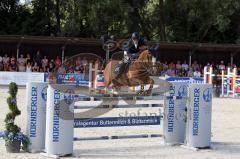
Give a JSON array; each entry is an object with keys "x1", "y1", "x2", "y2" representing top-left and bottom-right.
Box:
[{"x1": 0, "y1": 86, "x2": 240, "y2": 159}]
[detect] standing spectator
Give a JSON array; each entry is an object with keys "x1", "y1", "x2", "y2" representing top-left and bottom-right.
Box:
[
  {"x1": 18, "y1": 54, "x2": 25, "y2": 66},
  {"x1": 18, "y1": 63, "x2": 26, "y2": 72},
  {"x1": 32, "y1": 62, "x2": 39, "y2": 72},
  {"x1": 3, "y1": 54, "x2": 10, "y2": 71},
  {"x1": 218, "y1": 60, "x2": 225, "y2": 70},
  {"x1": 26, "y1": 53, "x2": 33, "y2": 65},
  {"x1": 48, "y1": 62, "x2": 55, "y2": 73},
  {"x1": 54, "y1": 56, "x2": 62, "y2": 68},
  {"x1": 41, "y1": 56, "x2": 48, "y2": 71},
  {"x1": 193, "y1": 68, "x2": 201, "y2": 77},
  {"x1": 0, "y1": 55, "x2": 3, "y2": 71},
  {"x1": 57, "y1": 65, "x2": 66, "y2": 74},
  {"x1": 34, "y1": 50, "x2": 42, "y2": 66},
  {"x1": 26, "y1": 62, "x2": 32, "y2": 72}
]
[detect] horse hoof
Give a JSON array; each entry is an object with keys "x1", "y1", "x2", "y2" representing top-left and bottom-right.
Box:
[
  {"x1": 144, "y1": 91, "x2": 152, "y2": 96},
  {"x1": 137, "y1": 91, "x2": 144, "y2": 96}
]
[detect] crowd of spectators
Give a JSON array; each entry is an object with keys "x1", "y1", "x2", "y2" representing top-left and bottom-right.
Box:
[{"x1": 0, "y1": 51, "x2": 239, "y2": 78}]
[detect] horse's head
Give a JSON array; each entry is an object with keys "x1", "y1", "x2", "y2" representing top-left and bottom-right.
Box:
[{"x1": 138, "y1": 50, "x2": 152, "y2": 63}]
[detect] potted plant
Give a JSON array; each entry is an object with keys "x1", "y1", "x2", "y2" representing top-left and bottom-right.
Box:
[{"x1": 0, "y1": 82, "x2": 29, "y2": 152}]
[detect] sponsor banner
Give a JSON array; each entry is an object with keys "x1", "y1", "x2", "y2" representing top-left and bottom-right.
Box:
[
  {"x1": 0, "y1": 72, "x2": 44, "y2": 85},
  {"x1": 74, "y1": 116, "x2": 161, "y2": 128},
  {"x1": 44, "y1": 73, "x2": 89, "y2": 86},
  {"x1": 56, "y1": 74, "x2": 88, "y2": 86},
  {"x1": 165, "y1": 77, "x2": 204, "y2": 84}
]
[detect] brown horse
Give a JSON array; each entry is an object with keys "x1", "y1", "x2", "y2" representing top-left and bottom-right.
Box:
[{"x1": 104, "y1": 50, "x2": 155, "y2": 95}]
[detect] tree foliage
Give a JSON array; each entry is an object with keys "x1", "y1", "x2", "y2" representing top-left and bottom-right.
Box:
[{"x1": 0, "y1": 0, "x2": 240, "y2": 43}]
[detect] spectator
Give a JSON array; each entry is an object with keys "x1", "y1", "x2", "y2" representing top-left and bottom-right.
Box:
[
  {"x1": 193, "y1": 68, "x2": 201, "y2": 77},
  {"x1": 165, "y1": 68, "x2": 176, "y2": 76},
  {"x1": 26, "y1": 62, "x2": 32, "y2": 72},
  {"x1": 54, "y1": 56, "x2": 62, "y2": 68},
  {"x1": 26, "y1": 53, "x2": 32, "y2": 65},
  {"x1": 168, "y1": 61, "x2": 175, "y2": 70},
  {"x1": 188, "y1": 67, "x2": 194, "y2": 77},
  {"x1": 218, "y1": 60, "x2": 225, "y2": 70},
  {"x1": 41, "y1": 56, "x2": 48, "y2": 71},
  {"x1": 182, "y1": 60, "x2": 189, "y2": 71},
  {"x1": 48, "y1": 62, "x2": 55, "y2": 73},
  {"x1": 192, "y1": 60, "x2": 200, "y2": 71},
  {"x1": 10, "y1": 60, "x2": 18, "y2": 71},
  {"x1": 57, "y1": 65, "x2": 66, "y2": 74},
  {"x1": 175, "y1": 60, "x2": 182, "y2": 75},
  {"x1": 34, "y1": 50, "x2": 42, "y2": 66},
  {"x1": 18, "y1": 54, "x2": 25, "y2": 66},
  {"x1": 18, "y1": 63, "x2": 26, "y2": 72},
  {"x1": 32, "y1": 62, "x2": 39, "y2": 72},
  {"x1": 3, "y1": 54, "x2": 10, "y2": 71},
  {"x1": 0, "y1": 55, "x2": 3, "y2": 71}
]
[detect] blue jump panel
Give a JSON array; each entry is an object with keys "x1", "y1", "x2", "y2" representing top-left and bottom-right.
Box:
[{"x1": 74, "y1": 116, "x2": 161, "y2": 128}]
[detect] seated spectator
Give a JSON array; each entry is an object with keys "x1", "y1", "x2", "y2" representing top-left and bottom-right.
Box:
[
  {"x1": 3, "y1": 54, "x2": 10, "y2": 71},
  {"x1": 193, "y1": 68, "x2": 201, "y2": 77},
  {"x1": 188, "y1": 67, "x2": 194, "y2": 77},
  {"x1": 168, "y1": 61, "x2": 175, "y2": 70},
  {"x1": 175, "y1": 60, "x2": 182, "y2": 75},
  {"x1": 192, "y1": 60, "x2": 200, "y2": 71},
  {"x1": 32, "y1": 62, "x2": 39, "y2": 72},
  {"x1": 26, "y1": 62, "x2": 32, "y2": 72},
  {"x1": 176, "y1": 60, "x2": 182, "y2": 70},
  {"x1": 55, "y1": 56, "x2": 62, "y2": 68},
  {"x1": 165, "y1": 68, "x2": 176, "y2": 76},
  {"x1": 182, "y1": 60, "x2": 189, "y2": 71}
]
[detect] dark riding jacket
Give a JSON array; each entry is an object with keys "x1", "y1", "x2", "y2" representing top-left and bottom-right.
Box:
[{"x1": 126, "y1": 38, "x2": 145, "y2": 54}]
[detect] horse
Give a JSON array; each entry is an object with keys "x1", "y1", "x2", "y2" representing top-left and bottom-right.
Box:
[{"x1": 104, "y1": 50, "x2": 156, "y2": 96}]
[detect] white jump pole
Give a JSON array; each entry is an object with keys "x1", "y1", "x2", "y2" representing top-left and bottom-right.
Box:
[{"x1": 203, "y1": 66, "x2": 213, "y2": 84}]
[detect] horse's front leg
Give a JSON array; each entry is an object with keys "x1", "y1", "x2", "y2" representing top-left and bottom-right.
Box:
[{"x1": 144, "y1": 78, "x2": 154, "y2": 96}]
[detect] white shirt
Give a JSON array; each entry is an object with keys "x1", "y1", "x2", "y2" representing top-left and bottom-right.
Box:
[
  {"x1": 219, "y1": 64, "x2": 225, "y2": 70},
  {"x1": 3, "y1": 57, "x2": 9, "y2": 64},
  {"x1": 193, "y1": 71, "x2": 201, "y2": 77},
  {"x1": 182, "y1": 63, "x2": 189, "y2": 70},
  {"x1": 26, "y1": 66, "x2": 32, "y2": 72},
  {"x1": 18, "y1": 57, "x2": 25, "y2": 65}
]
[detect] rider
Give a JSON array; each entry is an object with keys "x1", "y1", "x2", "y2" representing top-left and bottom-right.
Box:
[{"x1": 115, "y1": 32, "x2": 147, "y2": 80}]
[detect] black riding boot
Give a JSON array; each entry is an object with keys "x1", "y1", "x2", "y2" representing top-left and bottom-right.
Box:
[{"x1": 115, "y1": 62, "x2": 128, "y2": 80}]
